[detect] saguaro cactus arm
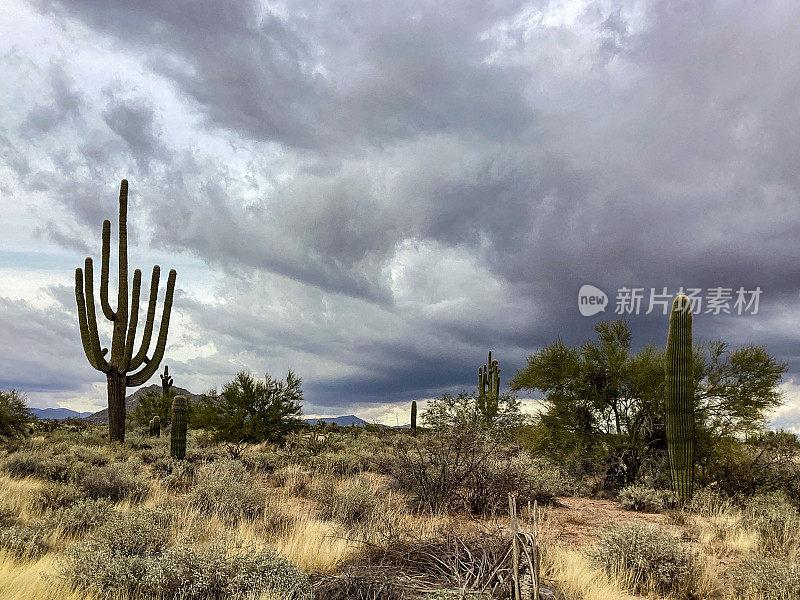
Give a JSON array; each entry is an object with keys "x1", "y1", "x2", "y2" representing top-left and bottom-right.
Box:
[
  {"x1": 75, "y1": 266, "x2": 110, "y2": 373},
  {"x1": 100, "y1": 219, "x2": 116, "y2": 322},
  {"x1": 122, "y1": 268, "x2": 142, "y2": 371},
  {"x1": 129, "y1": 265, "x2": 160, "y2": 370},
  {"x1": 126, "y1": 268, "x2": 177, "y2": 387}
]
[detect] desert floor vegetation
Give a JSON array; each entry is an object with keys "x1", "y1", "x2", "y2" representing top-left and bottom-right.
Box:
[{"x1": 0, "y1": 424, "x2": 797, "y2": 600}]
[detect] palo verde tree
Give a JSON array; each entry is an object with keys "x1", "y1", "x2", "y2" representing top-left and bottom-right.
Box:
[
  {"x1": 193, "y1": 371, "x2": 304, "y2": 444},
  {"x1": 74, "y1": 180, "x2": 177, "y2": 442},
  {"x1": 512, "y1": 319, "x2": 786, "y2": 489}
]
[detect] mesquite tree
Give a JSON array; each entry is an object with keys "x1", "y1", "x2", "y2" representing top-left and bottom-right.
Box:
[
  {"x1": 74, "y1": 179, "x2": 177, "y2": 442},
  {"x1": 665, "y1": 294, "x2": 695, "y2": 500}
]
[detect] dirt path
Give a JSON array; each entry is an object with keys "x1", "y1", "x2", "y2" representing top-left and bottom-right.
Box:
[{"x1": 544, "y1": 497, "x2": 667, "y2": 546}]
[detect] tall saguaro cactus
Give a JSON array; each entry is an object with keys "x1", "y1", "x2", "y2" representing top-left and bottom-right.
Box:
[
  {"x1": 171, "y1": 395, "x2": 188, "y2": 459},
  {"x1": 665, "y1": 295, "x2": 695, "y2": 501},
  {"x1": 74, "y1": 179, "x2": 177, "y2": 442},
  {"x1": 411, "y1": 400, "x2": 417, "y2": 436},
  {"x1": 477, "y1": 351, "x2": 501, "y2": 425}
]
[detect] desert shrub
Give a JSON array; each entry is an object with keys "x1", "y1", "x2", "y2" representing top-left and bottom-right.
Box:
[
  {"x1": 241, "y1": 450, "x2": 281, "y2": 474},
  {"x1": 3, "y1": 450, "x2": 86, "y2": 482},
  {"x1": 466, "y1": 452, "x2": 571, "y2": 515},
  {"x1": 0, "y1": 390, "x2": 32, "y2": 444},
  {"x1": 48, "y1": 498, "x2": 115, "y2": 536},
  {"x1": 314, "y1": 478, "x2": 378, "y2": 526},
  {"x1": 0, "y1": 524, "x2": 49, "y2": 557},
  {"x1": 727, "y1": 555, "x2": 800, "y2": 600},
  {"x1": 619, "y1": 485, "x2": 680, "y2": 512},
  {"x1": 152, "y1": 456, "x2": 196, "y2": 491},
  {"x1": 381, "y1": 430, "x2": 498, "y2": 513},
  {"x1": 35, "y1": 482, "x2": 86, "y2": 511},
  {"x1": 743, "y1": 491, "x2": 800, "y2": 555},
  {"x1": 78, "y1": 462, "x2": 150, "y2": 502},
  {"x1": 310, "y1": 451, "x2": 368, "y2": 476},
  {"x1": 187, "y1": 459, "x2": 265, "y2": 523},
  {"x1": 64, "y1": 509, "x2": 310, "y2": 600},
  {"x1": 272, "y1": 464, "x2": 313, "y2": 497},
  {"x1": 592, "y1": 521, "x2": 698, "y2": 596},
  {"x1": 66, "y1": 444, "x2": 112, "y2": 467}
]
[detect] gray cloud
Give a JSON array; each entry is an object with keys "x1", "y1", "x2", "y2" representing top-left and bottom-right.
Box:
[{"x1": 2, "y1": 1, "x2": 800, "y2": 426}]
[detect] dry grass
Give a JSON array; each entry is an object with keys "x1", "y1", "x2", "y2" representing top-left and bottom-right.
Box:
[
  {"x1": 0, "y1": 551, "x2": 95, "y2": 600},
  {"x1": 544, "y1": 545, "x2": 641, "y2": 600},
  {"x1": 2, "y1": 432, "x2": 799, "y2": 600}
]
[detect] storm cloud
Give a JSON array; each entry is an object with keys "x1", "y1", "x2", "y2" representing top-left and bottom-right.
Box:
[{"x1": 2, "y1": 0, "x2": 800, "y2": 426}]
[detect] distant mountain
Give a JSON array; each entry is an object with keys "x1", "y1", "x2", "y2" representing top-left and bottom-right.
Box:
[
  {"x1": 305, "y1": 414, "x2": 369, "y2": 427},
  {"x1": 85, "y1": 384, "x2": 199, "y2": 423},
  {"x1": 29, "y1": 407, "x2": 93, "y2": 420}
]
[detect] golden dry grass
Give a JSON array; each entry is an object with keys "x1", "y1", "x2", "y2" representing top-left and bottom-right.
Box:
[{"x1": 1, "y1": 433, "x2": 798, "y2": 600}]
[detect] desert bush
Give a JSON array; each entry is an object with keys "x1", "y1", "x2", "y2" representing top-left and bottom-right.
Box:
[
  {"x1": 272, "y1": 464, "x2": 313, "y2": 497},
  {"x1": 48, "y1": 498, "x2": 115, "y2": 536},
  {"x1": 3, "y1": 450, "x2": 86, "y2": 482},
  {"x1": 727, "y1": 554, "x2": 800, "y2": 600},
  {"x1": 743, "y1": 491, "x2": 800, "y2": 555},
  {"x1": 314, "y1": 478, "x2": 378, "y2": 526},
  {"x1": 0, "y1": 390, "x2": 32, "y2": 444},
  {"x1": 0, "y1": 524, "x2": 49, "y2": 557},
  {"x1": 381, "y1": 429, "x2": 499, "y2": 513},
  {"x1": 187, "y1": 459, "x2": 265, "y2": 523},
  {"x1": 35, "y1": 482, "x2": 86, "y2": 511},
  {"x1": 78, "y1": 462, "x2": 150, "y2": 501},
  {"x1": 591, "y1": 521, "x2": 698, "y2": 596},
  {"x1": 619, "y1": 485, "x2": 680, "y2": 512},
  {"x1": 64, "y1": 508, "x2": 310, "y2": 600},
  {"x1": 466, "y1": 451, "x2": 571, "y2": 515},
  {"x1": 241, "y1": 449, "x2": 281, "y2": 474},
  {"x1": 152, "y1": 456, "x2": 197, "y2": 491}
]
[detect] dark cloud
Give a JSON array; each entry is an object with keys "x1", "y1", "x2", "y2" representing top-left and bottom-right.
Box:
[{"x1": 3, "y1": 1, "x2": 800, "y2": 424}]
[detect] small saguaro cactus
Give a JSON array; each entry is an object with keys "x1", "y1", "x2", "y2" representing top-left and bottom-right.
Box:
[
  {"x1": 149, "y1": 415, "x2": 161, "y2": 437},
  {"x1": 477, "y1": 351, "x2": 501, "y2": 425},
  {"x1": 665, "y1": 294, "x2": 695, "y2": 501},
  {"x1": 74, "y1": 179, "x2": 177, "y2": 442},
  {"x1": 161, "y1": 365, "x2": 173, "y2": 394},
  {"x1": 170, "y1": 395, "x2": 188, "y2": 459},
  {"x1": 411, "y1": 400, "x2": 417, "y2": 436}
]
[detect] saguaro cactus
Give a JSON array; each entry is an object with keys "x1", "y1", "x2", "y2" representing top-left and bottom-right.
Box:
[
  {"x1": 74, "y1": 179, "x2": 177, "y2": 442},
  {"x1": 477, "y1": 351, "x2": 501, "y2": 425},
  {"x1": 171, "y1": 395, "x2": 188, "y2": 459},
  {"x1": 411, "y1": 400, "x2": 417, "y2": 436},
  {"x1": 161, "y1": 365, "x2": 173, "y2": 394},
  {"x1": 149, "y1": 415, "x2": 161, "y2": 437},
  {"x1": 665, "y1": 294, "x2": 695, "y2": 501}
]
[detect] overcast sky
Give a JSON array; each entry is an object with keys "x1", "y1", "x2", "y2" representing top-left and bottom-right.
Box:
[{"x1": 2, "y1": 0, "x2": 800, "y2": 427}]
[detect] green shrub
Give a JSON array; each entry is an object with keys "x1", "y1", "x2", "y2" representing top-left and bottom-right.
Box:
[
  {"x1": 63, "y1": 508, "x2": 310, "y2": 600},
  {"x1": 619, "y1": 485, "x2": 680, "y2": 512},
  {"x1": 466, "y1": 452, "x2": 572, "y2": 515},
  {"x1": 3, "y1": 450, "x2": 86, "y2": 482},
  {"x1": 743, "y1": 491, "x2": 800, "y2": 555},
  {"x1": 78, "y1": 462, "x2": 150, "y2": 502},
  {"x1": 727, "y1": 555, "x2": 800, "y2": 600},
  {"x1": 152, "y1": 456, "x2": 196, "y2": 491},
  {"x1": 48, "y1": 498, "x2": 115, "y2": 536},
  {"x1": 591, "y1": 521, "x2": 697, "y2": 596},
  {"x1": 314, "y1": 478, "x2": 378, "y2": 526},
  {"x1": 0, "y1": 524, "x2": 49, "y2": 557},
  {"x1": 187, "y1": 459, "x2": 265, "y2": 523},
  {"x1": 35, "y1": 482, "x2": 86, "y2": 511}
]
